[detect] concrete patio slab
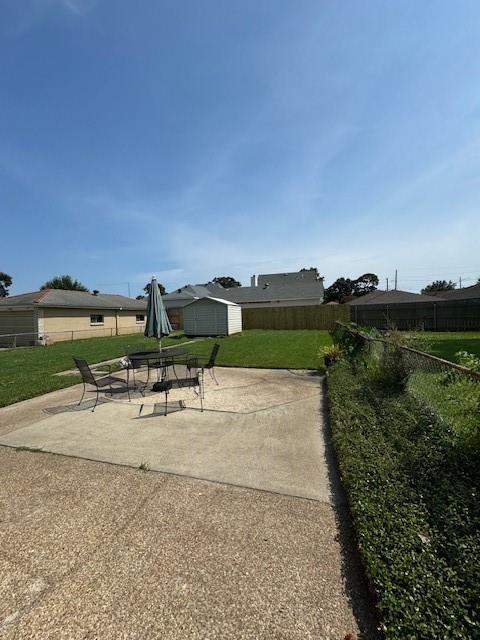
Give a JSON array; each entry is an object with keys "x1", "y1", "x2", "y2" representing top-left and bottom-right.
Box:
[
  {"x1": 0, "y1": 448, "x2": 379, "y2": 640},
  {"x1": 0, "y1": 368, "x2": 337, "y2": 502}
]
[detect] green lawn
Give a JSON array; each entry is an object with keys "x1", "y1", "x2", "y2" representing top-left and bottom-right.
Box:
[
  {"x1": 0, "y1": 332, "x2": 189, "y2": 408},
  {"x1": 0, "y1": 329, "x2": 330, "y2": 408},
  {"x1": 417, "y1": 331, "x2": 480, "y2": 361},
  {"x1": 186, "y1": 330, "x2": 331, "y2": 370}
]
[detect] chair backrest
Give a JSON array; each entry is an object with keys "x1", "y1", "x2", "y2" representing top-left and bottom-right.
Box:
[
  {"x1": 73, "y1": 357, "x2": 97, "y2": 386},
  {"x1": 207, "y1": 343, "x2": 220, "y2": 367}
]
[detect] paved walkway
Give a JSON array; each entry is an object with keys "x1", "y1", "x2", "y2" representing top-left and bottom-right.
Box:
[{"x1": 0, "y1": 368, "x2": 378, "y2": 639}]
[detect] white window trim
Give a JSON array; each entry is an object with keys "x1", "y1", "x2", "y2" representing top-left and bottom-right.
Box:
[
  {"x1": 90, "y1": 314, "x2": 105, "y2": 326},
  {"x1": 136, "y1": 314, "x2": 145, "y2": 324}
]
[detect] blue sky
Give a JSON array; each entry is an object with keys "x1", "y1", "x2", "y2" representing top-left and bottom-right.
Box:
[{"x1": 1, "y1": 0, "x2": 479, "y2": 297}]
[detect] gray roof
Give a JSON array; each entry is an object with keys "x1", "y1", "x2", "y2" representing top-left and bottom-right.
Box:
[
  {"x1": 163, "y1": 271, "x2": 324, "y2": 307},
  {"x1": 184, "y1": 296, "x2": 240, "y2": 307},
  {"x1": 429, "y1": 283, "x2": 480, "y2": 301},
  {"x1": 0, "y1": 289, "x2": 147, "y2": 310},
  {"x1": 348, "y1": 289, "x2": 443, "y2": 306},
  {"x1": 218, "y1": 281, "x2": 324, "y2": 304},
  {"x1": 257, "y1": 269, "x2": 320, "y2": 287}
]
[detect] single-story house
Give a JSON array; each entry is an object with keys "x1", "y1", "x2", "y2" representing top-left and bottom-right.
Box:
[
  {"x1": 348, "y1": 289, "x2": 443, "y2": 306},
  {"x1": 163, "y1": 269, "x2": 325, "y2": 325},
  {"x1": 0, "y1": 289, "x2": 147, "y2": 345},
  {"x1": 428, "y1": 283, "x2": 480, "y2": 302}
]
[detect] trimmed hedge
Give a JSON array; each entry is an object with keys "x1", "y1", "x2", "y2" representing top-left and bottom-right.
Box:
[{"x1": 327, "y1": 362, "x2": 479, "y2": 639}]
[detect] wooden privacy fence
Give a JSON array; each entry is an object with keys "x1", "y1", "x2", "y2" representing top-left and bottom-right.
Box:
[
  {"x1": 241, "y1": 305, "x2": 350, "y2": 330},
  {"x1": 166, "y1": 308, "x2": 184, "y2": 330},
  {"x1": 351, "y1": 299, "x2": 480, "y2": 331}
]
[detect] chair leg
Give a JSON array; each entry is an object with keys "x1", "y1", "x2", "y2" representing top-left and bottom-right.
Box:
[
  {"x1": 211, "y1": 367, "x2": 219, "y2": 385},
  {"x1": 78, "y1": 383, "x2": 86, "y2": 406},
  {"x1": 92, "y1": 388, "x2": 99, "y2": 412}
]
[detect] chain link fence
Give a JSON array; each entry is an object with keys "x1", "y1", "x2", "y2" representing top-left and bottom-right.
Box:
[
  {"x1": 0, "y1": 325, "x2": 146, "y2": 348},
  {"x1": 333, "y1": 323, "x2": 480, "y2": 442}
]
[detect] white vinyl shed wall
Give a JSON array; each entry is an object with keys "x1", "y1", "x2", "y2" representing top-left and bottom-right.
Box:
[{"x1": 183, "y1": 297, "x2": 242, "y2": 336}]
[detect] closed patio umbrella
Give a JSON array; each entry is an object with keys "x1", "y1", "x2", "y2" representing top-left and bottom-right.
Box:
[{"x1": 144, "y1": 276, "x2": 172, "y2": 350}]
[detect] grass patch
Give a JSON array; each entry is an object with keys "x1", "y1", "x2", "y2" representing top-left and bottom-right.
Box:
[
  {"x1": 186, "y1": 329, "x2": 331, "y2": 370},
  {"x1": 408, "y1": 371, "x2": 480, "y2": 445},
  {"x1": 0, "y1": 329, "x2": 329, "y2": 407},
  {"x1": 412, "y1": 331, "x2": 480, "y2": 362},
  {"x1": 328, "y1": 362, "x2": 480, "y2": 639},
  {"x1": 0, "y1": 331, "x2": 189, "y2": 407}
]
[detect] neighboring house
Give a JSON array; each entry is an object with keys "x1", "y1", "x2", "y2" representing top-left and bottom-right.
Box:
[
  {"x1": 163, "y1": 269, "x2": 325, "y2": 317},
  {"x1": 0, "y1": 289, "x2": 147, "y2": 345},
  {"x1": 348, "y1": 289, "x2": 444, "y2": 305},
  {"x1": 427, "y1": 283, "x2": 480, "y2": 302}
]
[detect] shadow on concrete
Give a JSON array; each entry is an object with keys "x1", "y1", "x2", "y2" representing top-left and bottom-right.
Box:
[
  {"x1": 43, "y1": 398, "x2": 110, "y2": 415},
  {"x1": 319, "y1": 378, "x2": 381, "y2": 640}
]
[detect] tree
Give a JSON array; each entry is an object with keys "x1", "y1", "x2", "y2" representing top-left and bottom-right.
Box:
[
  {"x1": 324, "y1": 277, "x2": 355, "y2": 303},
  {"x1": 353, "y1": 273, "x2": 379, "y2": 296},
  {"x1": 41, "y1": 275, "x2": 89, "y2": 291},
  {"x1": 300, "y1": 267, "x2": 321, "y2": 280},
  {"x1": 421, "y1": 280, "x2": 456, "y2": 295},
  {"x1": 141, "y1": 281, "x2": 166, "y2": 297},
  {"x1": 324, "y1": 272, "x2": 379, "y2": 303},
  {"x1": 212, "y1": 276, "x2": 241, "y2": 288},
  {"x1": 0, "y1": 272, "x2": 12, "y2": 297}
]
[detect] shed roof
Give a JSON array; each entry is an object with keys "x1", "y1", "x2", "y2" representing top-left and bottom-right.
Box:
[
  {"x1": 0, "y1": 289, "x2": 147, "y2": 311},
  {"x1": 184, "y1": 296, "x2": 240, "y2": 307}
]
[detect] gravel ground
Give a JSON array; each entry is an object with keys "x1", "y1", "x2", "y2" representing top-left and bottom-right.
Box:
[{"x1": 0, "y1": 448, "x2": 378, "y2": 640}]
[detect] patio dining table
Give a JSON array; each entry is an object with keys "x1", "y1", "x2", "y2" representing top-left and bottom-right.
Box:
[
  {"x1": 128, "y1": 347, "x2": 189, "y2": 363},
  {"x1": 126, "y1": 347, "x2": 190, "y2": 387}
]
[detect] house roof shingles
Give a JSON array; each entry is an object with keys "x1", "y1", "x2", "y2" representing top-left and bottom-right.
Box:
[
  {"x1": 218, "y1": 281, "x2": 324, "y2": 304},
  {"x1": 429, "y1": 283, "x2": 480, "y2": 301},
  {"x1": 0, "y1": 289, "x2": 147, "y2": 311},
  {"x1": 163, "y1": 277, "x2": 324, "y2": 307},
  {"x1": 348, "y1": 289, "x2": 443, "y2": 305}
]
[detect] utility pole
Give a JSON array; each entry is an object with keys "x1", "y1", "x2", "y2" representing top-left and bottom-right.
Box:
[
  {"x1": 386, "y1": 278, "x2": 389, "y2": 291},
  {"x1": 127, "y1": 282, "x2": 131, "y2": 297},
  {"x1": 459, "y1": 277, "x2": 462, "y2": 289},
  {"x1": 394, "y1": 269, "x2": 398, "y2": 290}
]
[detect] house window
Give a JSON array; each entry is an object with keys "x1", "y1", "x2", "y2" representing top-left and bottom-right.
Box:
[
  {"x1": 90, "y1": 314, "x2": 104, "y2": 325},
  {"x1": 136, "y1": 314, "x2": 145, "y2": 323}
]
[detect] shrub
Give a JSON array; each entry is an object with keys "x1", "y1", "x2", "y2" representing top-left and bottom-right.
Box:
[{"x1": 327, "y1": 362, "x2": 480, "y2": 639}]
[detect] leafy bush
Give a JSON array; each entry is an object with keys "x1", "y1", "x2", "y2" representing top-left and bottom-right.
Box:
[
  {"x1": 327, "y1": 362, "x2": 480, "y2": 639},
  {"x1": 456, "y1": 351, "x2": 480, "y2": 373},
  {"x1": 319, "y1": 344, "x2": 343, "y2": 367},
  {"x1": 331, "y1": 322, "x2": 377, "y2": 361}
]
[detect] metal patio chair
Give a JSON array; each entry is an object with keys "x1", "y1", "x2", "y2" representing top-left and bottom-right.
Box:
[
  {"x1": 188, "y1": 343, "x2": 220, "y2": 384},
  {"x1": 73, "y1": 357, "x2": 131, "y2": 411}
]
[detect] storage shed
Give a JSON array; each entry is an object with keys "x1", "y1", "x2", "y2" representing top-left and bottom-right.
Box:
[{"x1": 183, "y1": 297, "x2": 242, "y2": 337}]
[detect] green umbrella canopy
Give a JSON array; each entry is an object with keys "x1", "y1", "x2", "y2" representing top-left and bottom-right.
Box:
[{"x1": 144, "y1": 277, "x2": 172, "y2": 346}]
